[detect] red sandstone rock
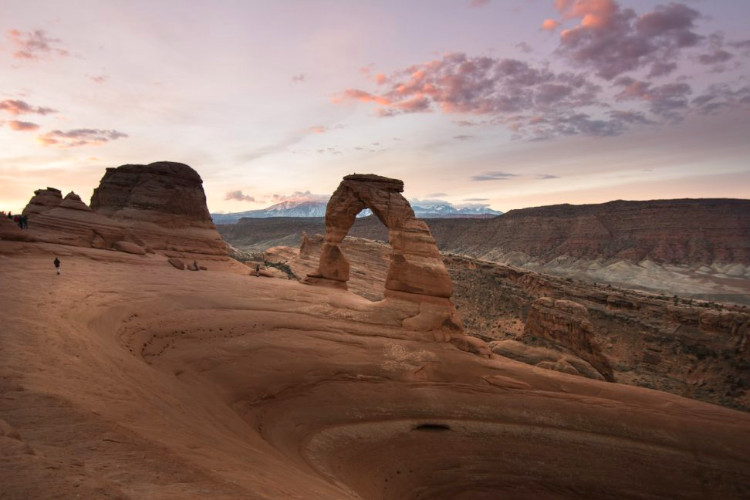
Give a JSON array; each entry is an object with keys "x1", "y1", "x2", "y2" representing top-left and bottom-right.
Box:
[
  {"x1": 90, "y1": 162, "x2": 227, "y2": 256},
  {"x1": 523, "y1": 297, "x2": 614, "y2": 381},
  {"x1": 59, "y1": 192, "x2": 91, "y2": 212},
  {"x1": 304, "y1": 174, "x2": 459, "y2": 335},
  {"x1": 22, "y1": 187, "x2": 62, "y2": 216}
]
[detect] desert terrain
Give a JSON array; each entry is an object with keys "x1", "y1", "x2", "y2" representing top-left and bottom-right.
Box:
[{"x1": 2, "y1": 164, "x2": 750, "y2": 499}]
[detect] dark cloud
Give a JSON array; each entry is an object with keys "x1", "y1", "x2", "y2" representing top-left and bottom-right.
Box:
[
  {"x1": 454, "y1": 134, "x2": 473, "y2": 140},
  {"x1": 698, "y1": 49, "x2": 733, "y2": 65},
  {"x1": 553, "y1": 1, "x2": 702, "y2": 80},
  {"x1": 37, "y1": 128, "x2": 128, "y2": 148},
  {"x1": 691, "y1": 84, "x2": 750, "y2": 114},
  {"x1": 0, "y1": 99, "x2": 56, "y2": 116},
  {"x1": 537, "y1": 174, "x2": 558, "y2": 180},
  {"x1": 516, "y1": 42, "x2": 533, "y2": 54},
  {"x1": 7, "y1": 29, "x2": 69, "y2": 60},
  {"x1": 292, "y1": 73, "x2": 306, "y2": 83},
  {"x1": 426, "y1": 192, "x2": 448, "y2": 198},
  {"x1": 615, "y1": 78, "x2": 692, "y2": 119},
  {"x1": 7, "y1": 120, "x2": 39, "y2": 131},
  {"x1": 224, "y1": 190, "x2": 255, "y2": 202},
  {"x1": 472, "y1": 171, "x2": 517, "y2": 181}
]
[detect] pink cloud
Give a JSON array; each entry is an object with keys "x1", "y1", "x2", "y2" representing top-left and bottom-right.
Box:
[
  {"x1": 553, "y1": 1, "x2": 703, "y2": 80},
  {"x1": 470, "y1": 0, "x2": 490, "y2": 7},
  {"x1": 0, "y1": 99, "x2": 56, "y2": 116},
  {"x1": 7, "y1": 29, "x2": 69, "y2": 60},
  {"x1": 89, "y1": 75, "x2": 109, "y2": 84},
  {"x1": 307, "y1": 125, "x2": 327, "y2": 134},
  {"x1": 7, "y1": 120, "x2": 39, "y2": 131},
  {"x1": 541, "y1": 19, "x2": 561, "y2": 31},
  {"x1": 224, "y1": 190, "x2": 255, "y2": 202},
  {"x1": 37, "y1": 128, "x2": 128, "y2": 148}
]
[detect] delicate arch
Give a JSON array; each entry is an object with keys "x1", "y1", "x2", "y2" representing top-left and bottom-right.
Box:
[{"x1": 304, "y1": 174, "x2": 452, "y2": 299}]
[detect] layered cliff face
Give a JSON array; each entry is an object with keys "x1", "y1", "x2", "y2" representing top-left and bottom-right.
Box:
[
  {"x1": 19, "y1": 162, "x2": 227, "y2": 257},
  {"x1": 219, "y1": 199, "x2": 750, "y2": 301}
]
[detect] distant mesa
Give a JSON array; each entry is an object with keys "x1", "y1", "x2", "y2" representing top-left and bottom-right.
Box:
[{"x1": 304, "y1": 174, "x2": 465, "y2": 339}]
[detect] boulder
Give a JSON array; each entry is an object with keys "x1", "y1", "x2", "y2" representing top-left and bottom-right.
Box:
[
  {"x1": 168, "y1": 257, "x2": 186, "y2": 270},
  {"x1": 113, "y1": 240, "x2": 146, "y2": 255}
]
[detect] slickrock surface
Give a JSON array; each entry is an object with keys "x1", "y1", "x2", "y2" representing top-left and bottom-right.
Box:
[
  {"x1": 305, "y1": 174, "x2": 461, "y2": 335},
  {"x1": 2, "y1": 241, "x2": 750, "y2": 499},
  {"x1": 268, "y1": 238, "x2": 750, "y2": 411}
]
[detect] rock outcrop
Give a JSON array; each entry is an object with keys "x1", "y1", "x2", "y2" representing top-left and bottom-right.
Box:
[
  {"x1": 22, "y1": 187, "x2": 63, "y2": 216},
  {"x1": 518, "y1": 297, "x2": 614, "y2": 381},
  {"x1": 90, "y1": 161, "x2": 226, "y2": 256},
  {"x1": 305, "y1": 174, "x2": 461, "y2": 333},
  {"x1": 59, "y1": 192, "x2": 91, "y2": 212}
]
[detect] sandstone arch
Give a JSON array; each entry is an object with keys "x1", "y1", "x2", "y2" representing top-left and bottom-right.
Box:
[{"x1": 305, "y1": 174, "x2": 464, "y2": 334}]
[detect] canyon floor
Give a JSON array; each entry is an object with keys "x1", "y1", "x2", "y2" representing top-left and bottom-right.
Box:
[{"x1": 2, "y1": 240, "x2": 750, "y2": 499}]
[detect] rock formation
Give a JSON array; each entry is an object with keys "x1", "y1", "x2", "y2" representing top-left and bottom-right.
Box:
[
  {"x1": 90, "y1": 161, "x2": 226, "y2": 256},
  {"x1": 59, "y1": 191, "x2": 91, "y2": 211},
  {"x1": 21, "y1": 187, "x2": 63, "y2": 216},
  {"x1": 18, "y1": 162, "x2": 227, "y2": 260},
  {"x1": 519, "y1": 297, "x2": 614, "y2": 381},
  {"x1": 305, "y1": 174, "x2": 461, "y2": 333}
]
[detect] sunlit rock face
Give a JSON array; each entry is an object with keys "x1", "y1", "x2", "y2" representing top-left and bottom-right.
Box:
[
  {"x1": 90, "y1": 161, "x2": 227, "y2": 255},
  {"x1": 305, "y1": 174, "x2": 462, "y2": 334}
]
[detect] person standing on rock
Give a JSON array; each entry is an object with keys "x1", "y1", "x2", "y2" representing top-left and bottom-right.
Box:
[{"x1": 53, "y1": 257, "x2": 61, "y2": 275}]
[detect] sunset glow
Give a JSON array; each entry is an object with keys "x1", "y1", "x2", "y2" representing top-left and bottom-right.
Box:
[{"x1": 1, "y1": 0, "x2": 748, "y2": 215}]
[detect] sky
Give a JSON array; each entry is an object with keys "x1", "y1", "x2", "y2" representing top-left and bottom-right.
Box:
[{"x1": 1, "y1": 0, "x2": 749, "y2": 215}]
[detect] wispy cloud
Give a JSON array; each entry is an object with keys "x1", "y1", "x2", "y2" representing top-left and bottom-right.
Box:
[
  {"x1": 470, "y1": 0, "x2": 490, "y2": 7},
  {"x1": 463, "y1": 197, "x2": 489, "y2": 201},
  {"x1": 89, "y1": 75, "x2": 109, "y2": 84},
  {"x1": 291, "y1": 73, "x2": 306, "y2": 83},
  {"x1": 0, "y1": 99, "x2": 56, "y2": 116},
  {"x1": 224, "y1": 190, "x2": 255, "y2": 202},
  {"x1": 7, "y1": 29, "x2": 69, "y2": 61},
  {"x1": 426, "y1": 192, "x2": 448, "y2": 198},
  {"x1": 7, "y1": 120, "x2": 39, "y2": 131},
  {"x1": 37, "y1": 129, "x2": 128, "y2": 148},
  {"x1": 537, "y1": 174, "x2": 559, "y2": 179},
  {"x1": 272, "y1": 191, "x2": 328, "y2": 203},
  {"x1": 472, "y1": 171, "x2": 517, "y2": 181}
]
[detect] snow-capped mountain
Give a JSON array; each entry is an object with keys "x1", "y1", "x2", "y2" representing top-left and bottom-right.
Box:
[{"x1": 212, "y1": 199, "x2": 502, "y2": 224}]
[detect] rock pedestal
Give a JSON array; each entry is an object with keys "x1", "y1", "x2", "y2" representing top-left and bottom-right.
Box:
[{"x1": 305, "y1": 174, "x2": 462, "y2": 334}]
